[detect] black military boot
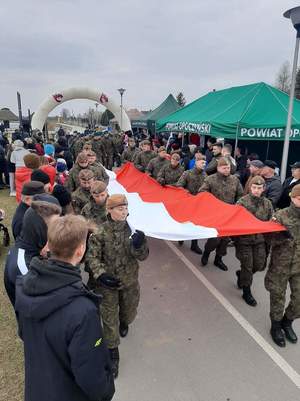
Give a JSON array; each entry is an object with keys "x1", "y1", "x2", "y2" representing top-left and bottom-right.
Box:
[
  {"x1": 242, "y1": 286, "x2": 257, "y2": 306},
  {"x1": 281, "y1": 315, "x2": 298, "y2": 344},
  {"x1": 213, "y1": 255, "x2": 228, "y2": 271},
  {"x1": 270, "y1": 320, "x2": 286, "y2": 347},
  {"x1": 190, "y1": 240, "x2": 202, "y2": 255},
  {"x1": 236, "y1": 270, "x2": 242, "y2": 289},
  {"x1": 201, "y1": 251, "x2": 210, "y2": 266},
  {"x1": 109, "y1": 347, "x2": 120, "y2": 379},
  {"x1": 119, "y1": 322, "x2": 129, "y2": 338}
]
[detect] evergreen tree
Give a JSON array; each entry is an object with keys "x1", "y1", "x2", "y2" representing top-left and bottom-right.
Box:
[{"x1": 176, "y1": 92, "x2": 186, "y2": 107}]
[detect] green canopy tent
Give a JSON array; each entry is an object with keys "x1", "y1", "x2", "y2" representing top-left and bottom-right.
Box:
[
  {"x1": 157, "y1": 82, "x2": 300, "y2": 141},
  {"x1": 132, "y1": 94, "x2": 181, "y2": 133}
]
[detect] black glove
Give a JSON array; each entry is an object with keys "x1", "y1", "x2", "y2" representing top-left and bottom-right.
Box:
[
  {"x1": 97, "y1": 273, "x2": 122, "y2": 289},
  {"x1": 131, "y1": 230, "x2": 145, "y2": 249}
]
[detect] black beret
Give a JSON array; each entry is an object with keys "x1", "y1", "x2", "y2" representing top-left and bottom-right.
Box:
[
  {"x1": 21, "y1": 181, "x2": 45, "y2": 196},
  {"x1": 264, "y1": 160, "x2": 277, "y2": 170},
  {"x1": 31, "y1": 169, "x2": 50, "y2": 185},
  {"x1": 52, "y1": 185, "x2": 72, "y2": 207}
]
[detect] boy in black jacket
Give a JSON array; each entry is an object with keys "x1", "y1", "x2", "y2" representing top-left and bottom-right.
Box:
[{"x1": 15, "y1": 214, "x2": 115, "y2": 401}]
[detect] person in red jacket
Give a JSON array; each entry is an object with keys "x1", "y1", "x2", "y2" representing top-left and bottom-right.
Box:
[{"x1": 15, "y1": 154, "x2": 40, "y2": 203}]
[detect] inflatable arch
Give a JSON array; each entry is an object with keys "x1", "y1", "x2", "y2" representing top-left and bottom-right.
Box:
[{"x1": 31, "y1": 87, "x2": 131, "y2": 132}]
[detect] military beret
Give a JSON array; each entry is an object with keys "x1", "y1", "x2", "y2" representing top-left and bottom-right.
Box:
[
  {"x1": 264, "y1": 160, "x2": 277, "y2": 169},
  {"x1": 106, "y1": 194, "x2": 128, "y2": 209},
  {"x1": 171, "y1": 153, "x2": 180, "y2": 161},
  {"x1": 140, "y1": 140, "x2": 151, "y2": 146},
  {"x1": 217, "y1": 157, "x2": 230, "y2": 167},
  {"x1": 291, "y1": 184, "x2": 300, "y2": 198},
  {"x1": 91, "y1": 180, "x2": 107, "y2": 194},
  {"x1": 290, "y1": 161, "x2": 300, "y2": 169},
  {"x1": 21, "y1": 181, "x2": 45, "y2": 196},
  {"x1": 158, "y1": 146, "x2": 166, "y2": 153},
  {"x1": 76, "y1": 152, "x2": 89, "y2": 163},
  {"x1": 79, "y1": 169, "x2": 95, "y2": 180},
  {"x1": 249, "y1": 176, "x2": 265, "y2": 186}
]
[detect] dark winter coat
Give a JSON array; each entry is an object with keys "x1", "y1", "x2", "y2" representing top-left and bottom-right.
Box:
[
  {"x1": 277, "y1": 177, "x2": 300, "y2": 209},
  {"x1": 15, "y1": 257, "x2": 115, "y2": 401},
  {"x1": 264, "y1": 176, "x2": 282, "y2": 208},
  {"x1": 11, "y1": 201, "x2": 29, "y2": 240}
]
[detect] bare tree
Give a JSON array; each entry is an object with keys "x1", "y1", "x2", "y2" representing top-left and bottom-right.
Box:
[{"x1": 275, "y1": 61, "x2": 291, "y2": 93}]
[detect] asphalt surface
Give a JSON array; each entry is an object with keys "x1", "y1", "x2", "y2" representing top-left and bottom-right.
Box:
[{"x1": 113, "y1": 237, "x2": 300, "y2": 401}]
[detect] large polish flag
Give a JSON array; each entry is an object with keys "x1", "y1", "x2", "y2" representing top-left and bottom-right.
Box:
[{"x1": 107, "y1": 163, "x2": 285, "y2": 241}]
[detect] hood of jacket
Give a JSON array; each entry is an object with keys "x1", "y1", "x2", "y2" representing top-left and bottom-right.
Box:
[{"x1": 15, "y1": 257, "x2": 97, "y2": 321}]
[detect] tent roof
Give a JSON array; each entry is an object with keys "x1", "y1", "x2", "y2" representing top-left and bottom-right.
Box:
[
  {"x1": 0, "y1": 108, "x2": 18, "y2": 121},
  {"x1": 157, "y1": 82, "x2": 300, "y2": 141}
]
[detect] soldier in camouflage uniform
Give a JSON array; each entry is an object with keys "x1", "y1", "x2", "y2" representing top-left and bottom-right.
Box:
[
  {"x1": 86, "y1": 194, "x2": 149, "y2": 378},
  {"x1": 71, "y1": 169, "x2": 95, "y2": 214},
  {"x1": 199, "y1": 157, "x2": 243, "y2": 271},
  {"x1": 134, "y1": 140, "x2": 156, "y2": 172},
  {"x1": 92, "y1": 135, "x2": 105, "y2": 165},
  {"x1": 146, "y1": 146, "x2": 169, "y2": 179},
  {"x1": 206, "y1": 142, "x2": 236, "y2": 176},
  {"x1": 82, "y1": 142, "x2": 93, "y2": 154},
  {"x1": 86, "y1": 150, "x2": 109, "y2": 184},
  {"x1": 234, "y1": 176, "x2": 273, "y2": 306},
  {"x1": 70, "y1": 135, "x2": 84, "y2": 160},
  {"x1": 265, "y1": 184, "x2": 300, "y2": 347},
  {"x1": 121, "y1": 137, "x2": 140, "y2": 163},
  {"x1": 176, "y1": 154, "x2": 207, "y2": 254},
  {"x1": 81, "y1": 180, "x2": 108, "y2": 225},
  {"x1": 157, "y1": 153, "x2": 184, "y2": 186},
  {"x1": 112, "y1": 132, "x2": 124, "y2": 167},
  {"x1": 102, "y1": 133, "x2": 116, "y2": 170},
  {"x1": 65, "y1": 152, "x2": 90, "y2": 192}
]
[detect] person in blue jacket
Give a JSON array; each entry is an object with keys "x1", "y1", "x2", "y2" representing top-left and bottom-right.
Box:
[{"x1": 15, "y1": 214, "x2": 115, "y2": 401}]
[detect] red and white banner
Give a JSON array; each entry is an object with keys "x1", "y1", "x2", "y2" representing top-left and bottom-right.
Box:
[{"x1": 107, "y1": 163, "x2": 285, "y2": 241}]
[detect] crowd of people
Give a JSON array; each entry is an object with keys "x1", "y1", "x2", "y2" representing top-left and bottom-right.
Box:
[{"x1": 1, "y1": 126, "x2": 300, "y2": 401}]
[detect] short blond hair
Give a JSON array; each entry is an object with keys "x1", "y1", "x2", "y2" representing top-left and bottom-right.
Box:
[{"x1": 47, "y1": 215, "x2": 89, "y2": 259}]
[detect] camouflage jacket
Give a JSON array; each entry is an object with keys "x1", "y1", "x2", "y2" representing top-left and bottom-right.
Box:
[
  {"x1": 92, "y1": 137, "x2": 105, "y2": 164},
  {"x1": 86, "y1": 218, "x2": 149, "y2": 287},
  {"x1": 134, "y1": 150, "x2": 157, "y2": 172},
  {"x1": 206, "y1": 155, "x2": 236, "y2": 176},
  {"x1": 235, "y1": 194, "x2": 274, "y2": 244},
  {"x1": 121, "y1": 147, "x2": 140, "y2": 163},
  {"x1": 81, "y1": 200, "x2": 107, "y2": 226},
  {"x1": 89, "y1": 162, "x2": 109, "y2": 184},
  {"x1": 157, "y1": 163, "x2": 185, "y2": 186},
  {"x1": 65, "y1": 163, "x2": 85, "y2": 192},
  {"x1": 269, "y1": 204, "x2": 300, "y2": 272},
  {"x1": 72, "y1": 187, "x2": 93, "y2": 214},
  {"x1": 176, "y1": 167, "x2": 207, "y2": 195},
  {"x1": 199, "y1": 172, "x2": 243, "y2": 204},
  {"x1": 102, "y1": 135, "x2": 116, "y2": 156},
  {"x1": 146, "y1": 156, "x2": 169, "y2": 179}
]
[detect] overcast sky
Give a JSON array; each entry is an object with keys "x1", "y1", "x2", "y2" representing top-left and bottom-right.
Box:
[{"x1": 1, "y1": 0, "x2": 299, "y2": 116}]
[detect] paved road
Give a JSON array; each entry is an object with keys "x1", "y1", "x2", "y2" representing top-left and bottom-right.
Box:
[{"x1": 113, "y1": 238, "x2": 300, "y2": 401}]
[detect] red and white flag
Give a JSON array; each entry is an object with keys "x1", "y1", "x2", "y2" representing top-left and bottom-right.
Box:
[{"x1": 107, "y1": 163, "x2": 284, "y2": 241}]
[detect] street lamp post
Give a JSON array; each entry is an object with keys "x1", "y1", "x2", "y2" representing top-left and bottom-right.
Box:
[
  {"x1": 95, "y1": 102, "x2": 99, "y2": 127},
  {"x1": 118, "y1": 88, "x2": 126, "y2": 132},
  {"x1": 281, "y1": 7, "x2": 300, "y2": 182}
]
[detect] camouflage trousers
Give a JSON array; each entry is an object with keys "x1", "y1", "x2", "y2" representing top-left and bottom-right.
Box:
[
  {"x1": 235, "y1": 243, "x2": 266, "y2": 287},
  {"x1": 265, "y1": 264, "x2": 300, "y2": 321},
  {"x1": 204, "y1": 237, "x2": 230, "y2": 257},
  {"x1": 99, "y1": 282, "x2": 140, "y2": 348}
]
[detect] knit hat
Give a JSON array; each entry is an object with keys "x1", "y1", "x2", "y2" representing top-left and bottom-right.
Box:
[
  {"x1": 52, "y1": 185, "x2": 72, "y2": 207},
  {"x1": 23, "y1": 153, "x2": 40, "y2": 170},
  {"x1": 78, "y1": 169, "x2": 94, "y2": 181},
  {"x1": 249, "y1": 176, "x2": 265, "y2": 186},
  {"x1": 13, "y1": 139, "x2": 24, "y2": 148},
  {"x1": 31, "y1": 169, "x2": 50, "y2": 185},
  {"x1": 56, "y1": 158, "x2": 67, "y2": 173},
  {"x1": 249, "y1": 160, "x2": 264, "y2": 169},
  {"x1": 217, "y1": 157, "x2": 230, "y2": 167},
  {"x1": 291, "y1": 184, "x2": 300, "y2": 198},
  {"x1": 76, "y1": 152, "x2": 89, "y2": 164},
  {"x1": 91, "y1": 180, "x2": 107, "y2": 194},
  {"x1": 106, "y1": 194, "x2": 128, "y2": 209},
  {"x1": 21, "y1": 181, "x2": 45, "y2": 196},
  {"x1": 44, "y1": 144, "x2": 55, "y2": 156}
]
